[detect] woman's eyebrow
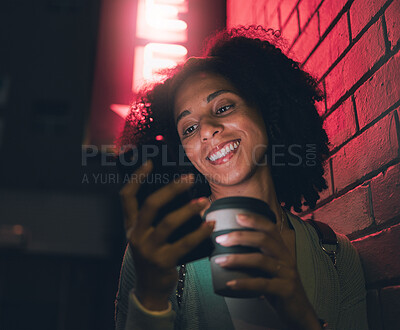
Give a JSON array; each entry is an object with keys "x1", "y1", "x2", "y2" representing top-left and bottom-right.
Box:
[
  {"x1": 206, "y1": 89, "x2": 236, "y2": 103},
  {"x1": 176, "y1": 89, "x2": 237, "y2": 126},
  {"x1": 176, "y1": 110, "x2": 190, "y2": 126}
]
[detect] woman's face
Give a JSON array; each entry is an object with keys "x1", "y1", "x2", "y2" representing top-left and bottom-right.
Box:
[{"x1": 174, "y1": 72, "x2": 269, "y2": 186}]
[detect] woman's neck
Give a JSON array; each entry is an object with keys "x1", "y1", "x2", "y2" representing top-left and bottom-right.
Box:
[{"x1": 208, "y1": 166, "x2": 285, "y2": 229}]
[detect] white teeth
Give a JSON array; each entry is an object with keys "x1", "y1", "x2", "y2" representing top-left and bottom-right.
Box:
[{"x1": 208, "y1": 140, "x2": 240, "y2": 162}]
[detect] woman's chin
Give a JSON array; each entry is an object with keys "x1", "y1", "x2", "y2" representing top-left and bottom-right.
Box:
[{"x1": 205, "y1": 171, "x2": 247, "y2": 187}]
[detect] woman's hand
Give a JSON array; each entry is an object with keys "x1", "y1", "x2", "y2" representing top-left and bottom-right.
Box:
[
  {"x1": 214, "y1": 213, "x2": 322, "y2": 330},
  {"x1": 119, "y1": 160, "x2": 214, "y2": 311}
]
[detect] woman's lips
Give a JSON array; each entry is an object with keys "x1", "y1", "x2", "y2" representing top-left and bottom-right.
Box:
[{"x1": 206, "y1": 139, "x2": 241, "y2": 164}]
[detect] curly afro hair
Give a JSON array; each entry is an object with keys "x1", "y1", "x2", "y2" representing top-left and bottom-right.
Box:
[{"x1": 117, "y1": 26, "x2": 330, "y2": 213}]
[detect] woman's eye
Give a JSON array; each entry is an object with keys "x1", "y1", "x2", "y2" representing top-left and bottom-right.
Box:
[
  {"x1": 216, "y1": 104, "x2": 234, "y2": 114},
  {"x1": 183, "y1": 124, "x2": 198, "y2": 136}
]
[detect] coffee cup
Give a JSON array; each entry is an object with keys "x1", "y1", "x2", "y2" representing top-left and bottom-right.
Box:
[{"x1": 203, "y1": 196, "x2": 276, "y2": 298}]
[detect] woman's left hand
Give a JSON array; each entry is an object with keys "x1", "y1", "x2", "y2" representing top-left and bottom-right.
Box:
[{"x1": 214, "y1": 213, "x2": 321, "y2": 330}]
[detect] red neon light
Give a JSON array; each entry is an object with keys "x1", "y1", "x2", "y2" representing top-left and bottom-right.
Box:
[
  {"x1": 110, "y1": 104, "x2": 131, "y2": 118},
  {"x1": 136, "y1": 0, "x2": 188, "y2": 42},
  {"x1": 155, "y1": 135, "x2": 164, "y2": 141}
]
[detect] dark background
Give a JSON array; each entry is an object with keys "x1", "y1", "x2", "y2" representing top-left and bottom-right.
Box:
[{"x1": 0, "y1": 0, "x2": 225, "y2": 329}]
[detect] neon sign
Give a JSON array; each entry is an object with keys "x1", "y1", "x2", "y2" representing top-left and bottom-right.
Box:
[
  {"x1": 111, "y1": 0, "x2": 188, "y2": 118},
  {"x1": 133, "y1": 0, "x2": 188, "y2": 91}
]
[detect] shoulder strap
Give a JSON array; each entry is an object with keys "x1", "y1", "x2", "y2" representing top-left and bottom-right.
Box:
[{"x1": 305, "y1": 219, "x2": 338, "y2": 268}]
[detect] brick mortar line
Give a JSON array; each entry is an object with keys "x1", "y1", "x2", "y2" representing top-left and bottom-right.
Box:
[
  {"x1": 299, "y1": 0, "x2": 392, "y2": 87},
  {"x1": 393, "y1": 108, "x2": 400, "y2": 158},
  {"x1": 328, "y1": 98, "x2": 400, "y2": 158},
  {"x1": 298, "y1": 157, "x2": 400, "y2": 218},
  {"x1": 321, "y1": 45, "x2": 399, "y2": 121},
  {"x1": 367, "y1": 183, "x2": 376, "y2": 226},
  {"x1": 280, "y1": 0, "x2": 302, "y2": 31},
  {"x1": 381, "y1": 11, "x2": 391, "y2": 53},
  {"x1": 351, "y1": 94, "x2": 360, "y2": 132},
  {"x1": 300, "y1": 0, "x2": 354, "y2": 69}
]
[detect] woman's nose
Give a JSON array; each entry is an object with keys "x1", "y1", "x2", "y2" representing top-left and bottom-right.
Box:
[{"x1": 200, "y1": 118, "x2": 223, "y2": 141}]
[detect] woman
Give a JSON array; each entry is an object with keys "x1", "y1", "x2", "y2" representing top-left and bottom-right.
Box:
[{"x1": 115, "y1": 26, "x2": 368, "y2": 329}]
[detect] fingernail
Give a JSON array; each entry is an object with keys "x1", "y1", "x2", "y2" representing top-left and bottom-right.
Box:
[
  {"x1": 214, "y1": 256, "x2": 227, "y2": 264},
  {"x1": 226, "y1": 280, "x2": 236, "y2": 287},
  {"x1": 195, "y1": 197, "x2": 208, "y2": 205},
  {"x1": 236, "y1": 214, "x2": 248, "y2": 223},
  {"x1": 215, "y1": 234, "x2": 227, "y2": 244}
]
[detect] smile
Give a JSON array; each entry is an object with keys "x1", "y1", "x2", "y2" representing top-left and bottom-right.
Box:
[{"x1": 206, "y1": 139, "x2": 241, "y2": 162}]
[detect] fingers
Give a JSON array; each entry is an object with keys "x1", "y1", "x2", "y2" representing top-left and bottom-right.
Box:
[
  {"x1": 168, "y1": 221, "x2": 215, "y2": 262},
  {"x1": 120, "y1": 160, "x2": 153, "y2": 232},
  {"x1": 151, "y1": 197, "x2": 210, "y2": 244},
  {"x1": 226, "y1": 277, "x2": 293, "y2": 297},
  {"x1": 215, "y1": 230, "x2": 289, "y2": 260},
  {"x1": 214, "y1": 253, "x2": 283, "y2": 276},
  {"x1": 236, "y1": 213, "x2": 278, "y2": 234},
  {"x1": 136, "y1": 173, "x2": 196, "y2": 231}
]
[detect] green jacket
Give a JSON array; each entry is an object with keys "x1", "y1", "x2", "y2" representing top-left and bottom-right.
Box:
[{"x1": 115, "y1": 210, "x2": 368, "y2": 329}]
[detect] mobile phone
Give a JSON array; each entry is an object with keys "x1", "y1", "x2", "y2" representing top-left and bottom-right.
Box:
[{"x1": 117, "y1": 139, "x2": 214, "y2": 265}]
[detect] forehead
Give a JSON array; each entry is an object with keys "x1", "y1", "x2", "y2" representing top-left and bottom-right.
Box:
[{"x1": 173, "y1": 72, "x2": 236, "y2": 117}]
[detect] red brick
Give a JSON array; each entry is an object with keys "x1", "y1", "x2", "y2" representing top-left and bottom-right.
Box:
[
  {"x1": 385, "y1": 0, "x2": 400, "y2": 49},
  {"x1": 268, "y1": 9, "x2": 280, "y2": 31},
  {"x1": 282, "y1": 10, "x2": 299, "y2": 45},
  {"x1": 325, "y1": 19, "x2": 385, "y2": 110},
  {"x1": 254, "y1": 0, "x2": 267, "y2": 26},
  {"x1": 323, "y1": 97, "x2": 357, "y2": 151},
  {"x1": 352, "y1": 223, "x2": 400, "y2": 285},
  {"x1": 349, "y1": 0, "x2": 388, "y2": 39},
  {"x1": 381, "y1": 285, "x2": 400, "y2": 330},
  {"x1": 306, "y1": 14, "x2": 349, "y2": 82},
  {"x1": 331, "y1": 111, "x2": 398, "y2": 192},
  {"x1": 312, "y1": 184, "x2": 373, "y2": 235},
  {"x1": 266, "y1": 0, "x2": 279, "y2": 20},
  {"x1": 280, "y1": 0, "x2": 298, "y2": 26},
  {"x1": 366, "y1": 290, "x2": 383, "y2": 330},
  {"x1": 298, "y1": 0, "x2": 321, "y2": 29},
  {"x1": 227, "y1": 0, "x2": 253, "y2": 27},
  {"x1": 354, "y1": 52, "x2": 400, "y2": 129},
  {"x1": 318, "y1": 0, "x2": 348, "y2": 36},
  {"x1": 291, "y1": 13, "x2": 319, "y2": 64},
  {"x1": 370, "y1": 163, "x2": 400, "y2": 225}
]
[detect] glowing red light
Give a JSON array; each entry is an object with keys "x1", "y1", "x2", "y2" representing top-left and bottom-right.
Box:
[
  {"x1": 110, "y1": 104, "x2": 131, "y2": 118},
  {"x1": 133, "y1": 0, "x2": 188, "y2": 93},
  {"x1": 155, "y1": 135, "x2": 164, "y2": 141}
]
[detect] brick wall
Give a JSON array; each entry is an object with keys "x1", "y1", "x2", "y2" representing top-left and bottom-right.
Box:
[{"x1": 228, "y1": 0, "x2": 400, "y2": 329}]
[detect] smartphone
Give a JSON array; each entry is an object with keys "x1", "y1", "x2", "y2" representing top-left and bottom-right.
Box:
[{"x1": 117, "y1": 139, "x2": 214, "y2": 265}]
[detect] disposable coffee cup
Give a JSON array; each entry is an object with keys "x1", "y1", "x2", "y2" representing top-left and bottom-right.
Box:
[{"x1": 203, "y1": 196, "x2": 276, "y2": 298}]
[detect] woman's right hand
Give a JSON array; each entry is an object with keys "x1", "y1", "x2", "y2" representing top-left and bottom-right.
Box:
[{"x1": 119, "y1": 160, "x2": 214, "y2": 311}]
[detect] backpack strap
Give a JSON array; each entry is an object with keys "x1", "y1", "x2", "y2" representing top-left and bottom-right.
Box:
[{"x1": 305, "y1": 219, "x2": 339, "y2": 268}]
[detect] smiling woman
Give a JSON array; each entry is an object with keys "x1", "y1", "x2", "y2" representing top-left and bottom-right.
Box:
[
  {"x1": 174, "y1": 72, "x2": 269, "y2": 189},
  {"x1": 115, "y1": 26, "x2": 368, "y2": 330}
]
